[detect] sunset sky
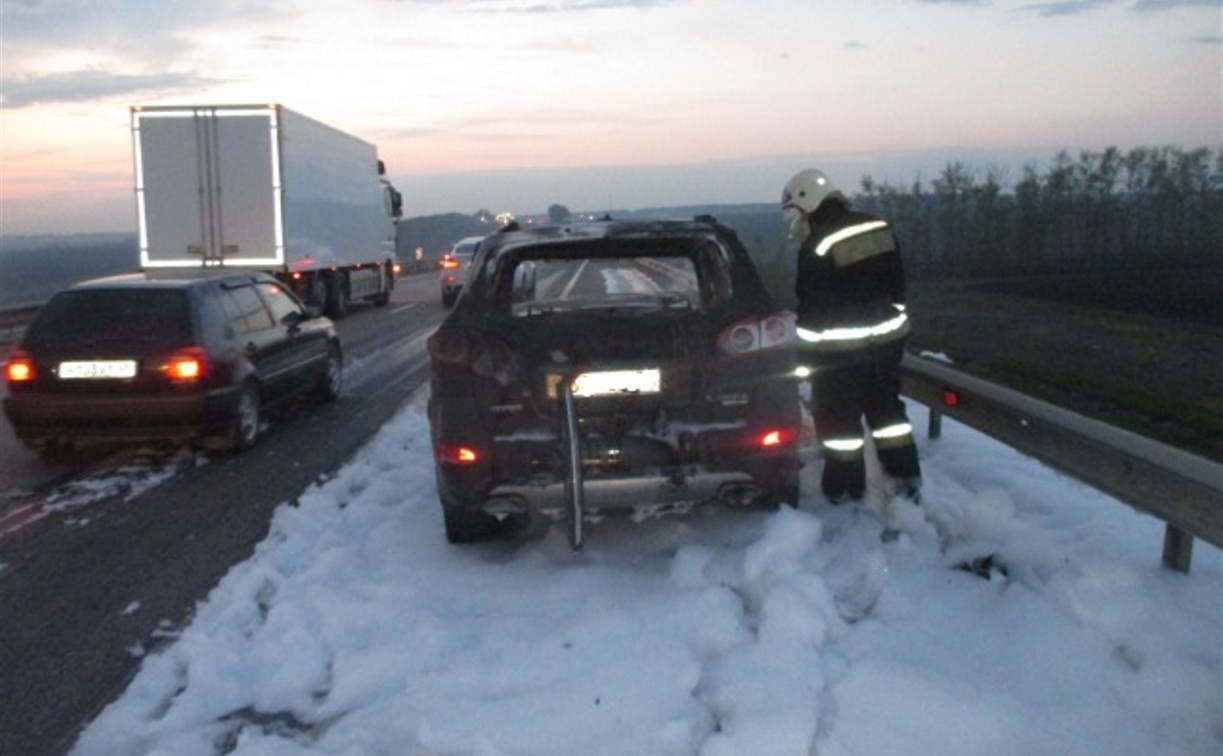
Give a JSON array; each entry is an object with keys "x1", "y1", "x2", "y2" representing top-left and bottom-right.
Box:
[{"x1": 2, "y1": 0, "x2": 1220, "y2": 235}]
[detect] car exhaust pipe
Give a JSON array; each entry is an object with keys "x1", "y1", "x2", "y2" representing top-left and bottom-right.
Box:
[
  {"x1": 719, "y1": 483, "x2": 762, "y2": 507},
  {"x1": 483, "y1": 496, "x2": 528, "y2": 521}
]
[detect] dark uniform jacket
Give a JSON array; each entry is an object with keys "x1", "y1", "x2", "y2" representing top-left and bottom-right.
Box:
[{"x1": 794, "y1": 200, "x2": 910, "y2": 360}]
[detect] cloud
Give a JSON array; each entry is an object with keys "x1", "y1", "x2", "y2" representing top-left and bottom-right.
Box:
[
  {"x1": 389, "y1": 0, "x2": 674, "y2": 10},
  {"x1": 0, "y1": 70, "x2": 213, "y2": 109},
  {"x1": 1, "y1": 0, "x2": 282, "y2": 70},
  {"x1": 1190, "y1": 34, "x2": 1223, "y2": 44},
  {"x1": 1131, "y1": 0, "x2": 1222, "y2": 10},
  {"x1": 1020, "y1": 0, "x2": 1114, "y2": 16},
  {"x1": 2, "y1": 0, "x2": 216, "y2": 43},
  {"x1": 520, "y1": 0, "x2": 670, "y2": 10},
  {"x1": 1020, "y1": 0, "x2": 1219, "y2": 14}
]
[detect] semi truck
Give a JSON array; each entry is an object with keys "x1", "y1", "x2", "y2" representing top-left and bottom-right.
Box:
[{"x1": 131, "y1": 104, "x2": 403, "y2": 317}]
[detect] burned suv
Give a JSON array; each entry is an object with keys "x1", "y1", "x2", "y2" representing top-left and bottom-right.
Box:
[{"x1": 426, "y1": 217, "x2": 800, "y2": 547}]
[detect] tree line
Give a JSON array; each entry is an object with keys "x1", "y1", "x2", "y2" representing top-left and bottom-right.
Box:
[
  {"x1": 855, "y1": 145, "x2": 1222, "y2": 280},
  {"x1": 395, "y1": 145, "x2": 1221, "y2": 282}
]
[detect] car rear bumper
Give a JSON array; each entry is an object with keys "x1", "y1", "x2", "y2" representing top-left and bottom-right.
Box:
[
  {"x1": 3, "y1": 386, "x2": 241, "y2": 446},
  {"x1": 435, "y1": 427, "x2": 799, "y2": 520}
]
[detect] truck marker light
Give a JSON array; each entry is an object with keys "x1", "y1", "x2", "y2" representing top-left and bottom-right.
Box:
[{"x1": 943, "y1": 389, "x2": 960, "y2": 407}]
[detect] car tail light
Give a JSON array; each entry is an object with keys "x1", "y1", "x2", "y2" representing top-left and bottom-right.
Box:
[
  {"x1": 440, "y1": 255, "x2": 460, "y2": 270},
  {"x1": 438, "y1": 441, "x2": 481, "y2": 465},
  {"x1": 4, "y1": 350, "x2": 35, "y2": 384},
  {"x1": 717, "y1": 311, "x2": 796, "y2": 357},
  {"x1": 757, "y1": 427, "x2": 796, "y2": 448},
  {"x1": 428, "y1": 329, "x2": 469, "y2": 366},
  {"x1": 428, "y1": 329, "x2": 517, "y2": 381},
  {"x1": 164, "y1": 347, "x2": 210, "y2": 382}
]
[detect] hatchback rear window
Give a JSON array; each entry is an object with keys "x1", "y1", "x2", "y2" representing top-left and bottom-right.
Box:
[{"x1": 26, "y1": 289, "x2": 193, "y2": 347}]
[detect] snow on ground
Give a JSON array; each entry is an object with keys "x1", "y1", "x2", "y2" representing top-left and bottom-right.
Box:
[{"x1": 73, "y1": 389, "x2": 1221, "y2": 756}]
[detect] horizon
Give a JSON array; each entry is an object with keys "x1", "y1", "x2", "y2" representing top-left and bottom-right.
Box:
[
  {"x1": 3, "y1": 0, "x2": 1220, "y2": 235},
  {"x1": 1, "y1": 140, "x2": 1198, "y2": 240}
]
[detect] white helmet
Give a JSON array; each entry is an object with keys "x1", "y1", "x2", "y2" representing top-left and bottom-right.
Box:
[{"x1": 781, "y1": 169, "x2": 842, "y2": 216}]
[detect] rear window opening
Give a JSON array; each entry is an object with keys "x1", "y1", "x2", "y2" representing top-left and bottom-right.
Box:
[
  {"x1": 27, "y1": 290, "x2": 193, "y2": 347},
  {"x1": 498, "y1": 238, "x2": 732, "y2": 316}
]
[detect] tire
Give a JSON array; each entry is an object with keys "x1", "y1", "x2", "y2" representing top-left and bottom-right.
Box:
[
  {"x1": 441, "y1": 289, "x2": 457, "y2": 308},
  {"x1": 307, "y1": 275, "x2": 327, "y2": 311},
  {"x1": 372, "y1": 262, "x2": 393, "y2": 306},
  {"x1": 316, "y1": 345, "x2": 343, "y2": 401},
  {"x1": 762, "y1": 465, "x2": 801, "y2": 509},
  {"x1": 37, "y1": 439, "x2": 80, "y2": 465},
  {"x1": 229, "y1": 382, "x2": 261, "y2": 453},
  {"x1": 441, "y1": 503, "x2": 502, "y2": 544},
  {"x1": 326, "y1": 272, "x2": 349, "y2": 319}
]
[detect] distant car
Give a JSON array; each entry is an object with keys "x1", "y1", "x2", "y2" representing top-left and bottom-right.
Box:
[
  {"x1": 439, "y1": 236, "x2": 483, "y2": 307},
  {"x1": 426, "y1": 216, "x2": 801, "y2": 548},
  {"x1": 3, "y1": 271, "x2": 342, "y2": 458}
]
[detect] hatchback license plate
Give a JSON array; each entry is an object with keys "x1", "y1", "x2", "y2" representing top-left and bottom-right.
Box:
[{"x1": 59, "y1": 360, "x2": 138, "y2": 379}]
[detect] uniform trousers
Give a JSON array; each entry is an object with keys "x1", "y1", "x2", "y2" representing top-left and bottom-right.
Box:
[{"x1": 806, "y1": 341, "x2": 921, "y2": 501}]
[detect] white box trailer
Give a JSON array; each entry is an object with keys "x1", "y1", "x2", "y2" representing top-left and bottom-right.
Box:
[{"x1": 131, "y1": 104, "x2": 402, "y2": 317}]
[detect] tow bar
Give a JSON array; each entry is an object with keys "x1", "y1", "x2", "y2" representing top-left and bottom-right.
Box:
[{"x1": 560, "y1": 375, "x2": 585, "y2": 550}]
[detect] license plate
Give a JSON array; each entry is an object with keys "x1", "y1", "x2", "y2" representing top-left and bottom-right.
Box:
[
  {"x1": 58, "y1": 360, "x2": 138, "y2": 379},
  {"x1": 547, "y1": 368, "x2": 661, "y2": 398}
]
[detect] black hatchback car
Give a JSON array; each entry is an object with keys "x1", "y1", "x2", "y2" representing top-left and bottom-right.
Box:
[
  {"x1": 426, "y1": 216, "x2": 801, "y2": 548},
  {"x1": 3, "y1": 271, "x2": 342, "y2": 457}
]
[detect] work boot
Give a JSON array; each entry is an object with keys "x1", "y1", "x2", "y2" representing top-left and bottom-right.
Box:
[
  {"x1": 822, "y1": 482, "x2": 865, "y2": 506},
  {"x1": 898, "y1": 476, "x2": 922, "y2": 504}
]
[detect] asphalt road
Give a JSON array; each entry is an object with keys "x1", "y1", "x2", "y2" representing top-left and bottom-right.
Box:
[{"x1": 0, "y1": 274, "x2": 447, "y2": 755}]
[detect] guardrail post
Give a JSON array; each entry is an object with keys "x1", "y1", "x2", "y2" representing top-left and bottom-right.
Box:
[
  {"x1": 1162, "y1": 526, "x2": 1193, "y2": 573},
  {"x1": 927, "y1": 407, "x2": 943, "y2": 439}
]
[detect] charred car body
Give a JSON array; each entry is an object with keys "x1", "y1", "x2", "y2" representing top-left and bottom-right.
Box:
[{"x1": 426, "y1": 217, "x2": 801, "y2": 547}]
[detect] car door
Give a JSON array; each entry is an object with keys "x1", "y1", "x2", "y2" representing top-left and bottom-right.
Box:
[
  {"x1": 217, "y1": 282, "x2": 291, "y2": 397},
  {"x1": 254, "y1": 280, "x2": 328, "y2": 395}
]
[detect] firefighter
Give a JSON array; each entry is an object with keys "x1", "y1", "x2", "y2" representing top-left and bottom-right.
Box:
[{"x1": 781, "y1": 168, "x2": 921, "y2": 503}]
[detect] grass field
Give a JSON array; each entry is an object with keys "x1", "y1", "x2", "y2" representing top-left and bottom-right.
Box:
[{"x1": 906, "y1": 268, "x2": 1222, "y2": 463}]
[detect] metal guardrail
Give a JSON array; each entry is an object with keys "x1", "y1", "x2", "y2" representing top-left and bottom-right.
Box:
[{"x1": 900, "y1": 354, "x2": 1223, "y2": 572}]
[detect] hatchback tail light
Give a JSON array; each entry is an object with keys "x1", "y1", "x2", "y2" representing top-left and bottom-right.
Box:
[
  {"x1": 164, "y1": 347, "x2": 211, "y2": 382},
  {"x1": 717, "y1": 311, "x2": 796, "y2": 357},
  {"x1": 4, "y1": 350, "x2": 35, "y2": 384}
]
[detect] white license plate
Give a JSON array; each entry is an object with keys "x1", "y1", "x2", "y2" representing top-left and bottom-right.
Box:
[
  {"x1": 548, "y1": 368, "x2": 661, "y2": 398},
  {"x1": 58, "y1": 360, "x2": 138, "y2": 379}
]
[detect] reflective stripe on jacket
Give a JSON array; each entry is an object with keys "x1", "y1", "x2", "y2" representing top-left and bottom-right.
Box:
[{"x1": 795, "y1": 204, "x2": 910, "y2": 356}]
